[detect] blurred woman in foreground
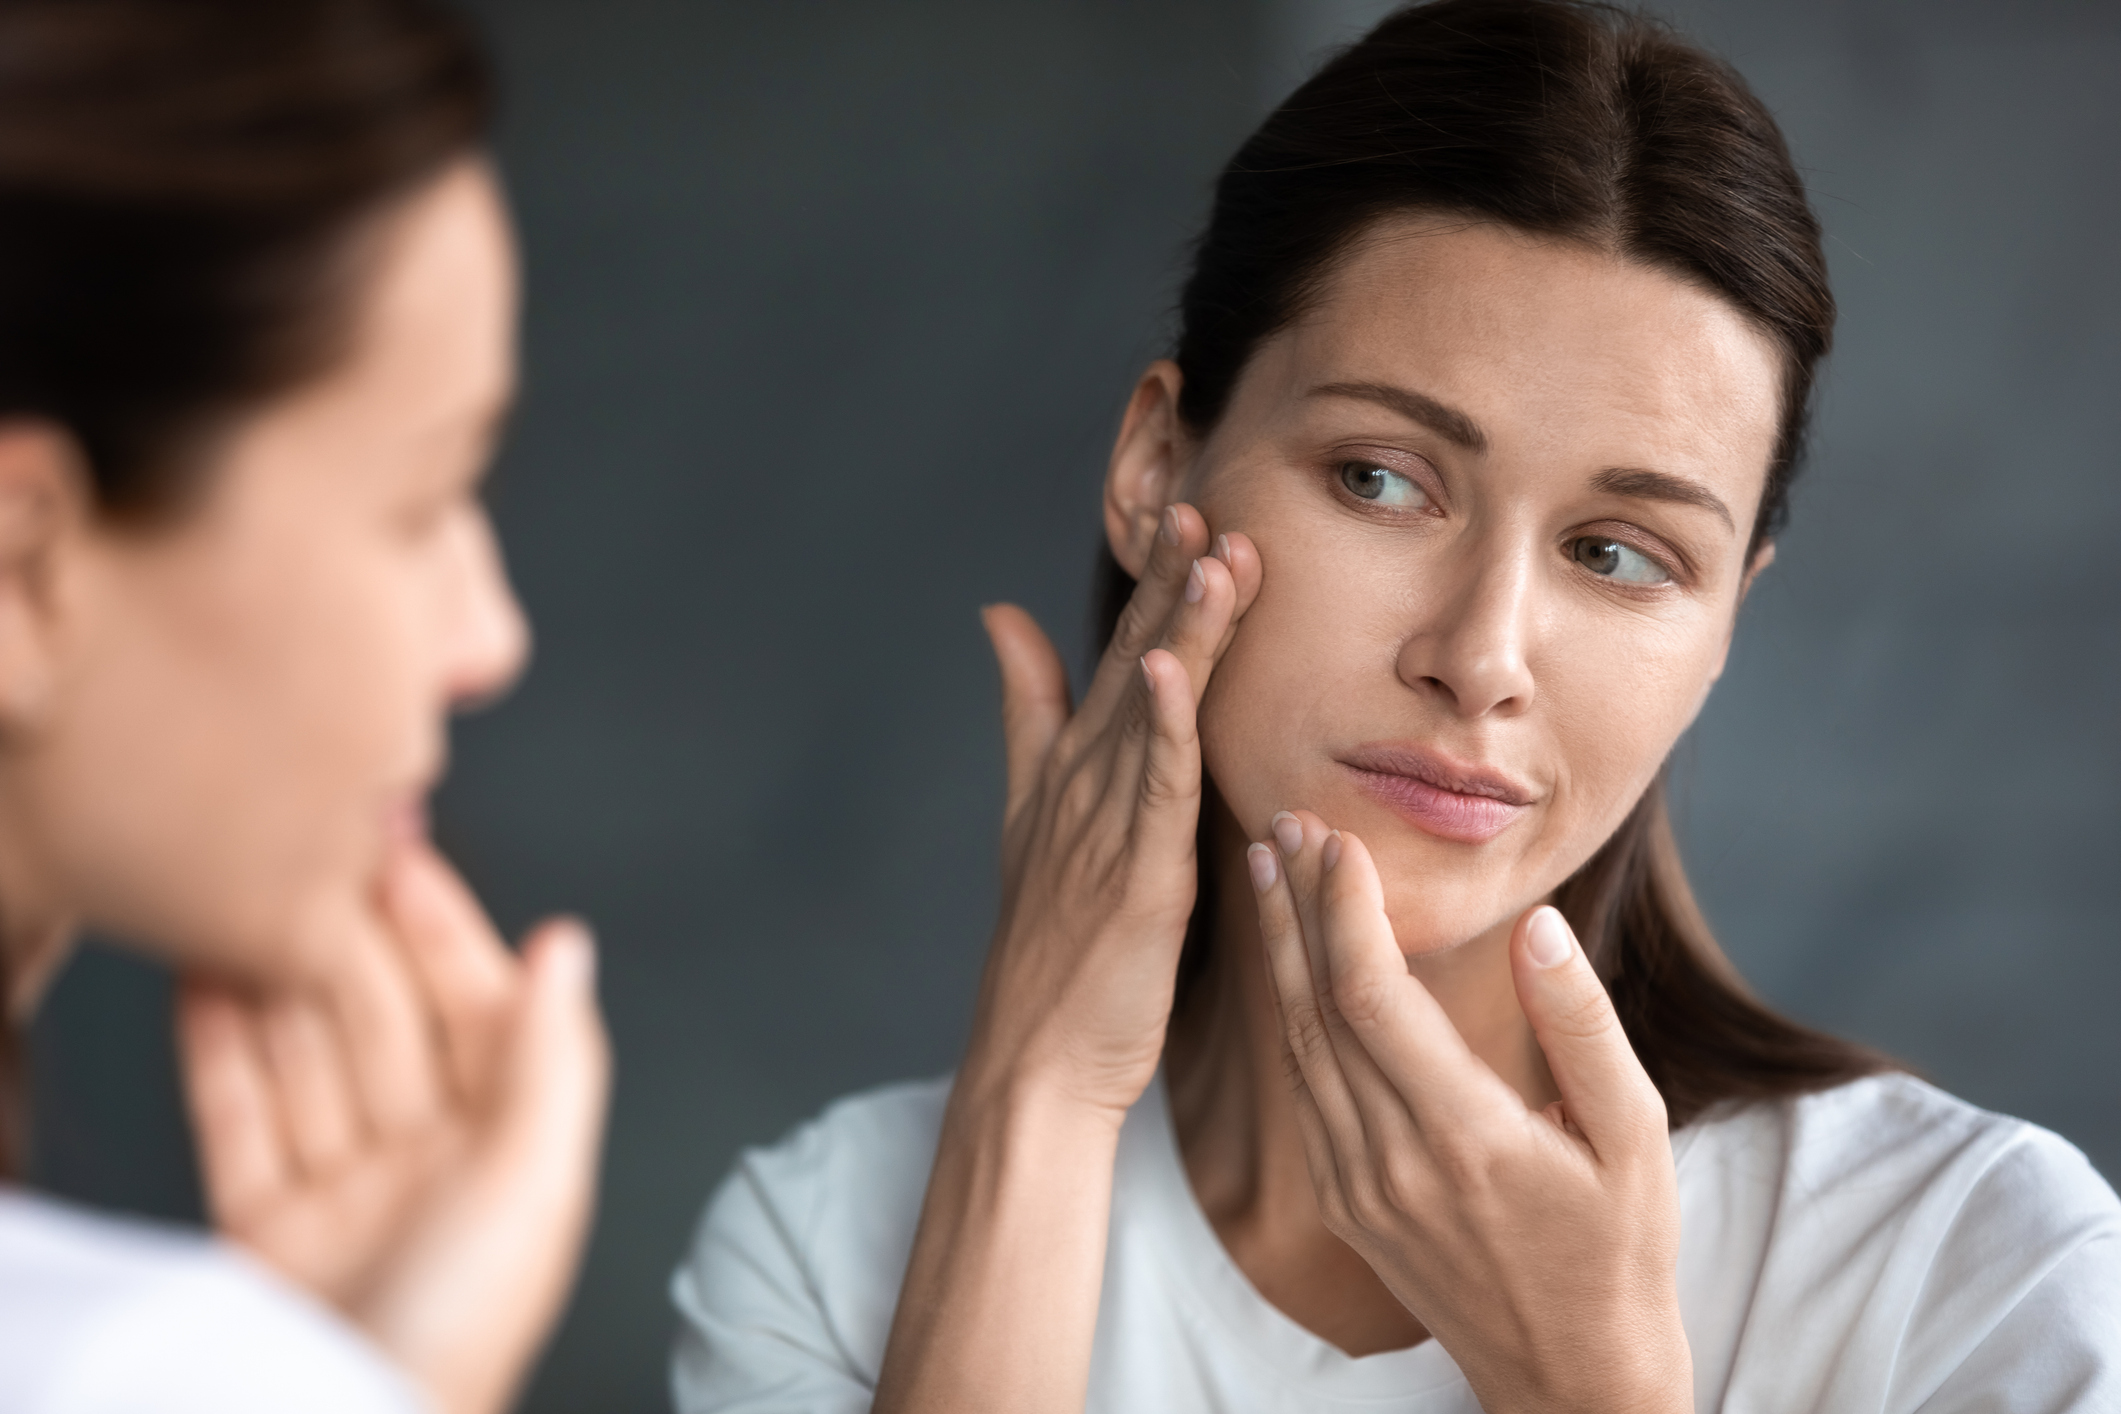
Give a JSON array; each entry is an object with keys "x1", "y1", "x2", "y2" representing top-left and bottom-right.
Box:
[
  {"x1": 0, "y1": 2, "x2": 607, "y2": 1411},
  {"x1": 674, "y1": 2, "x2": 2120, "y2": 1409}
]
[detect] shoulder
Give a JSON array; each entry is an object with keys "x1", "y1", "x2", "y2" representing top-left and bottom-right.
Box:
[
  {"x1": 1685, "y1": 1071, "x2": 2118, "y2": 1260},
  {"x1": 0, "y1": 1188, "x2": 424, "y2": 1414},
  {"x1": 690, "y1": 1074, "x2": 950, "y2": 1272},
  {"x1": 671, "y1": 1075, "x2": 951, "y2": 1405},
  {"x1": 734, "y1": 1074, "x2": 952, "y2": 1221},
  {"x1": 1679, "y1": 1075, "x2": 2121, "y2": 1408},
  {"x1": 1764, "y1": 1072, "x2": 2111, "y2": 1232}
]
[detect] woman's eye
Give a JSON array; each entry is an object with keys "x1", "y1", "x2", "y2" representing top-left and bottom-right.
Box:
[
  {"x1": 1338, "y1": 460, "x2": 1430, "y2": 509},
  {"x1": 1569, "y1": 536, "x2": 1671, "y2": 585}
]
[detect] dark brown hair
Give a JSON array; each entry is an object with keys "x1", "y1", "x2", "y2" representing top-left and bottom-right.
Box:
[
  {"x1": 1105, "y1": 0, "x2": 1888, "y2": 1126},
  {"x1": 0, "y1": 0, "x2": 492, "y2": 1175}
]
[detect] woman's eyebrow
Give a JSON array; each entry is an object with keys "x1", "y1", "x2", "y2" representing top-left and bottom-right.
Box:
[
  {"x1": 1590, "y1": 466, "x2": 1734, "y2": 531},
  {"x1": 1308, "y1": 381, "x2": 1488, "y2": 452}
]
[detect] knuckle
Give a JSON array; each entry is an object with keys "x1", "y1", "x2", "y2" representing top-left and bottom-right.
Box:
[
  {"x1": 1281, "y1": 1003, "x2": 1332, "y2": 1062},
  {"x1": 1426, "y1": 1129, "x2": 1497, "y2": 1193},
  {"x1": 1548, "y1": 981, "x2": 1620, "y2": 1042},
  {"x1": 1110, "y1": 596, "x2": 1163, "y2": 657},
  {"x1": 1315, "y1": 1185, "x2": 1355, "y2": 1238},
  {"x1": 1343, "y1": 1171, "x2": 1394, "y2": 1232},
  {"x1": 1329, "y1": 968, "x2": 1391, "y2": 1029},
  {"x1": 1138, "y1": 747, "x2": 1197, "y2": 809},
  {"x1": 1115, "y1": 695, "x2": 1152, "y2": 747},
  {"x1": 1377, "y1": 1152, "x2": 1431, "y2": 1215}
]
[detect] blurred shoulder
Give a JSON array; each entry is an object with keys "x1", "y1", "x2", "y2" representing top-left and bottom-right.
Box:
[{"x1": 0, "y1": 1187, "x2": 421, "y2": 1413}]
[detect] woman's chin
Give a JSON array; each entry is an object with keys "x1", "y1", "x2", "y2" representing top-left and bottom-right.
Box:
[{"x1": 1376, "y1": 867, "x2": 1534, "y2": 961}]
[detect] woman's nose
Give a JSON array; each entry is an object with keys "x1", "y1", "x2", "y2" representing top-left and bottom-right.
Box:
[
  {"x1": 1393, "y1": 539, "x2": 1537, "y2": 719},
  {"x1": 443, "y1": 510, "x2": 530, "y2": 712}
]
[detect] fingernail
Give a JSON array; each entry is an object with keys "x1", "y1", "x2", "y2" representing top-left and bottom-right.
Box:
[
  {"x1": 1527, "y1": 907, "x2": 1573, "y2": 969},
  {"x1": 1160, "y1": 506, "x2": 1181, "y2": 547},
  {"x1": 1215, "y1": 533, "x2": 1232, "y2": 564},
  {"x1": 1140, "y1": 654, "x2": 1155, "y2": 690},
  {"x1": 1246, "y1": 842, "x2": 1278, "y2": 893},
  {"x1": 1270, "y1": 810, "x2": 1303, "y2": 857},
  {"x1": 1322, "y1": 831, "x2": 1342, "y2": 871},
  {"x1": 1184, "y1": 560, "x2": 1206, "y2": 604}
]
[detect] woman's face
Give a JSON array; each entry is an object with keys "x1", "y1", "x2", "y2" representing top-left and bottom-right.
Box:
[
  {"x1": 1149, "y1": 219, "x2": 1782, "y2": 956},
  {"x1": 5, "y1": 160, "x2": 525, "y2": 988}
]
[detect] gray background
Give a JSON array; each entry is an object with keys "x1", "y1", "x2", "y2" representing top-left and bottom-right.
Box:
[{"x1": 28, "y1": 2, "x2": 2119, "y2": 1411}]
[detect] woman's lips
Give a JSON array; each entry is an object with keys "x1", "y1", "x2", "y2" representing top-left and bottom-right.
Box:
[{"x1": 1339, "y1": 745, "x2": 1534, "y2": 845}]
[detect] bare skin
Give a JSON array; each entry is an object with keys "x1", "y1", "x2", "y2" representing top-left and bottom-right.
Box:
[
  {"x1": 0, "y1": 161, "x2": 607, "y2": 1414},
  {"x1": 876, "y1": 218, "x2": 1780, "y2": 1412}
]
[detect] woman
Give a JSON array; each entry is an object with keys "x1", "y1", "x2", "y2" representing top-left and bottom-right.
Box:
[
  {"x1": 673, "y1": 1, "x2": 2119, "y2": 1410},
  {"x1": 0, "y1": 2, "x2": 607, "y2": 1412}
]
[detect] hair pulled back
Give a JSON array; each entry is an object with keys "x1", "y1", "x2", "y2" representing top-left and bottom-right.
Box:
[
  {"x1": 0, "y1": 0, "x2": 492, "y2": 1175},
  {"x1": 1100, "y1": 0, "x2": 1886, "y2": 1126}
]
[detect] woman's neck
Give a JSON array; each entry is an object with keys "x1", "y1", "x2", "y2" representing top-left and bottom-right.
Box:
[
  {"x1": 0, "y1": 813, "x2": 76, "y2": 1021},
  {"x1": 1163, "y1": 803, "x2": 1556, "y2": 1356}
]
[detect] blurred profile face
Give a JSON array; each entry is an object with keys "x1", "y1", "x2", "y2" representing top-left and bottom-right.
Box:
[
  {"x1": 1148, "y1": 219, "x2": 1782, "y2": 956},
  {"x1": 14, "y1": 160, "x2": 525, "y2": 985}
]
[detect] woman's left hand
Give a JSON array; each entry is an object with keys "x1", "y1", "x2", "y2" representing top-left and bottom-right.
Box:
[
  {"x1": 1249, "y1": 811, "x2": 1691, "y2": 1414},
  {"x1": 176, "y1": 841, "x2": 609, "y2": 1414}
]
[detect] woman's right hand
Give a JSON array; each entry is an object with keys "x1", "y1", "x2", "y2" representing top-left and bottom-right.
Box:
[
  {"x1": 962, "y1": 502, "x2": 1260, "y2": 1125},
  {"x1": 874, "y1": 501, "x2": 1257, "y2": 1414}
]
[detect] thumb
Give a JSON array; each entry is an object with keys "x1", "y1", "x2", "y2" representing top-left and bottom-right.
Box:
[
  {"x1": 1510, "y1": 906, "x2": 1666, "y2": 1155},
  {"x1": 495, "y1": 918, "x2": 610, "y2": 1200},
  {"x1": 362, "y1": 920, "x2": 607, "y2": 1414},
  {"x1": 981, "y1": 603, "x2": 1070, "y2": 815}
]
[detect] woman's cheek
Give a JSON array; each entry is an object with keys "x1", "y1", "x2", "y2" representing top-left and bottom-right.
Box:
[{"x1": 1197, "y1": 630, "x2": 1275, "y2": 835}]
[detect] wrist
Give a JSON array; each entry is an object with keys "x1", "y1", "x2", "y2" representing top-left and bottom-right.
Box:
[
  {"x1": 946, "y1": 1057, "x2": 1133, "y2": 1156},
  {"x1": 1457, "y1": 1306, "x2": 1690, "y2": 1414},
  {"x1": 1531, "y1": 1327, "x2": 1692, "y2": 1414}
]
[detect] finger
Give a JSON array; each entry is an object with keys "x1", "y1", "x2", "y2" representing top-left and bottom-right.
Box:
[
  {"x1": 385, "y1": 841, "x2": 520, "y2": 1104},
  {"x1": 1272, "y1": 814, "x2": 1430, "y2": 1148},
  {"x1": 325, "y1": 898, "x2": 445, "y2": 1136},
  {"x1": 1510, "y1": 905, "x2": 1668, "y2": 1155},
  {"x1": 177, "y1": 980, "x2": 291, "y2": 1222},
  {"x1": 365, "y1": 918, "x2": 610, "y2": 1414},
  {"x1": 1105, "y1": 503, "x2": 1208, "y2": 661},
  {"x1": 1097, "y1": 527, "x2": 1245, "y2": 802},
  {"x1": 981, "y1": 603, "x2": 1072, "y2": 820},
  {"x1": 1145, "y1": 549, "x2": 1240, "y2": 710},
  {"x1": 1311, "y1": 828, "x2": 1517, "y2": 1129},
  {"x1": 491, "y1": 918, "x2": 610, "y2": 1193},
  {"x1": 1080, "y1": 503, "x2": 1212, "y2": 724},
  {"x1": 1204, "y1": 529, "x2": 1264, "y2": 663},
  {"x1": 1129, "y1": 647, "x2": 1207, "y2": 860},
  {"x1": 1248, "y1": 834, "x2": 1367, "y2": 1160},
  {"x1": 257, "y1": 992, "x2": 363, "y2": 1177}
]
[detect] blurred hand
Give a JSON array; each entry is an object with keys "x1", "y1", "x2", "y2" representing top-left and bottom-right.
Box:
[
  {"x1": 177, "y1": 842, "x2": 610, "y2": 1414},
  {"x1": 963, "y1": 502, "x2": 1260, "y2": 1124},
  {"x1": 1251, "y1": 812, "x2": 1690, "y2": 1414}
]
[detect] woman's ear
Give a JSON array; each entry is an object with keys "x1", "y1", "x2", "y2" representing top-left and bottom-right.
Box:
[
  {"x1": 1103, "y1": 361, "x2": 1189, "y2": 578},
  {"x1": 1702, "y1": 538, "x2": 1778, "y2": 691},
  {"x1": 0, "y1": 422, "x2": 89, "y2": 732},
  {"x1": 1739, "y1": 538, "x2": 1777, "y2": 601}
]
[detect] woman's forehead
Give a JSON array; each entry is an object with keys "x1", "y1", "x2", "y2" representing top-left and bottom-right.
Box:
[{"x1": 1246, "y1": 221, "x2": 1783, "y2": 477}]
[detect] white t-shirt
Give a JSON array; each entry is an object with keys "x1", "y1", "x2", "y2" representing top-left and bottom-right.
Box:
[
  {"x1": 0, "y1": 1187, "x2": 426, "y2": 1414},
  {"x1": 671, "y1": 1070, "x2": 2121, "y2": 1412}
]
